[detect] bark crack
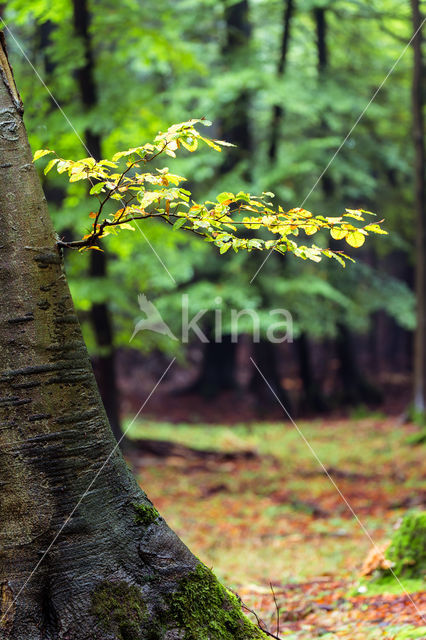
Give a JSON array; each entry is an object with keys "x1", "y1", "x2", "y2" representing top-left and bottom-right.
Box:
[{"x1": 0, "y1": 32, "x2": 23, "y2": 113}]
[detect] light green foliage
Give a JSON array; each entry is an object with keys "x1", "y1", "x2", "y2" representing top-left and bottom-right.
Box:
[
  {"x1": 34, "y1": 119, "x2": 387, "y2": 261},
  {"x1": 7, "y1": 0, "x2": 415, "y2": 355}
]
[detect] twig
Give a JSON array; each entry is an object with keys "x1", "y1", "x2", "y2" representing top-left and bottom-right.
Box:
[
  {"x1": 270, "y1": 582, "x2": 280, "y2": 637},
  {"x1": 240, "y1": 600, "x2": 283, "y2": 640}
]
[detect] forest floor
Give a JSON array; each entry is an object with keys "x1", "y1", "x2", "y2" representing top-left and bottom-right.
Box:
[{"x1": 126, "y1": 417, "x2": 426, "y2": 640}]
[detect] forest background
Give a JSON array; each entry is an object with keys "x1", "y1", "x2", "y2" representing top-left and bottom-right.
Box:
[{"x1": 1, "y1": 2, "x2": 425, "y2": 638}]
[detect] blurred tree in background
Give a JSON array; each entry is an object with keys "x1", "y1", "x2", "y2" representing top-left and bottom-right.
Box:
[{"x1": 2, "y1": 0, "x2": 421, "y2": 430}]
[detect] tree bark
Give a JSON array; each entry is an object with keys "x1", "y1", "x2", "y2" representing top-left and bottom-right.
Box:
[
  {"x1": 411, "y1": 0, "x2": 426, "y2": 413},
  {"x1": 314, "y1": 6, "x2": 334, "y2": 197},
  {"x1": 250, "y1": 340, "x2": 292, "y2": 415},
  {"x1": 188, "y1": 334, "x2": 238, "y2": 398},
  {"x1": 0, "y1": 35, "x2": 266, "y2": 640},
  {"x1": 191, "y1": 1, "x2": 252, "y2": 394},
  {"x1": 296, "y1": 333, "x2": 327, "y2": 414},
  {"x1": 268, "y1": 0, "x2": 294, "y2": 162},
  {"x1": 335, "y1": 324, "x2": 382, "y2": 406},
  {"x1": 221, "y1": 0, "x2": 252, "y2": 175},
  {"x1": 72, "y1": 0, "x2": 121, "y2": 441}
]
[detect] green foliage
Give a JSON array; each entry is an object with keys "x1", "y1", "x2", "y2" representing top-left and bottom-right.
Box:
[
  {"x1": 34, "y1": 119, "x2": 387, "y2": 262},
  {"x1": 6, "y1": 0, "x2": 415, "y2": 355}
]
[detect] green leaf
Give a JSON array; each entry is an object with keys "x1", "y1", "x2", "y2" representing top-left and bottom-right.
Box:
[
  {"x1": 217, "y1": 192, "x2": 234, "y2": 203},
  {"x1": 89, "y1": 182, "x2": 107, "y2": 195},
  {"x1": 173, "y1": 217, "x2": 186, "y2": 230}
]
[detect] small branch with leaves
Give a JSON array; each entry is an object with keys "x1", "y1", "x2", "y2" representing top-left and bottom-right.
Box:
[{"x1": 34, "y1": 118, "x2": 388, "y2": 264}]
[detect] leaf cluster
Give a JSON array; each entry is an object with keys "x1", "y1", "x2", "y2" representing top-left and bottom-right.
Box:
[{"x1": 34, "y1": 119, "x2": 387, "y2": 263}]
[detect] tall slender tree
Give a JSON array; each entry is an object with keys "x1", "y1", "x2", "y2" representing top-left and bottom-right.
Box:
[
  {"x1": 190, "y1": 0, "x2": 252, "y2": 397},
  {"x1": 268, "y1": 0, "x2": 294, "y2": 162},
  {"x1": 72, "y1": 0, "x2": 121, "y2": 442},
  {"x1": 411, "y1": 0, "x2": 426, "y2": 414}
]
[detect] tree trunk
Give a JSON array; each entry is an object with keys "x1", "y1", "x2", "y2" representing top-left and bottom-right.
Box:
[
  {"x1": 335, "y1": 324, "x2": 382, "y2": 406},
  {"x1": 190, "y1": 1, "x2": 252, "y2": 393},
  {"x1": 312, "y1": 8, "x2": 377, "y2": 406},
  {"x1": 296, "y1": 333, "x2": 327, "y2": 414},
  {"x1": 72, "y1": 0, "x2": 121, "y2": 441},
  {"x1": 411, "y1": 0, "x2": 426, "y2": 413},
  {"x1": 314, "y1": 5, "x2": 334, "y2": 197},
  {"x1": 250, "y1": 340, "x2": 292, "y2": 416},
  {"x1": 0, "y1": 35, "x2": 266, "y2": 640},
  {"x1": 221, "y1": 0, "x2": 252, "y2": 176},
  {"x1": 189, "y1": 334, "x2": 238, "y2": 398},
  {"x1": 268, "y1": 0, "x2": 294, "y2": 162}
]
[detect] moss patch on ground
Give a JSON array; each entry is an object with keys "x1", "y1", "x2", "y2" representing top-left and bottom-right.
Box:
[
  {"x1": 168, "y1": 563, "x2": 268, "y2": 640},
  {"x1": 384, "y1": 512, "x2": 426, "y2": 579}
]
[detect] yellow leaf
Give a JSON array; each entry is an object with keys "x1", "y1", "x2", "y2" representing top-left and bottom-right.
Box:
[
  {"x1": 330, "y1": 227, "x2": 348, "y2": 240},
  {"x1": 304, "y1": 224, "x2": 318, "y2": 236},
  {"x1": 346, "y1": 230, "x2": 366, "y2": 248},
  {"x1": 33, "y1": 149, "x2": 53, "y2": 161}
]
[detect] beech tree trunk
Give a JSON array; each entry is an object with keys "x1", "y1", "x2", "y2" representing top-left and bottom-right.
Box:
[
  {"x1": 0, "y1": 36, "x2": 266, "y2": 640},
  {"x1": 72, "y1": 0, "x2": 122, "y2": 442},
  {"x1": 191, "y1": 0, "x2": 252, "y2": 395},
  {"x1": 411, "y1": 0, "x2": 426, "y2": 413},
  {"x1": 188, "y1": 334, "x2": 238, "y2": 397},
  {"x1": 314, "y1": 5, "x2": 334, "y2": 198},
  {"x1": 268, "y1": 0, "x2": 294, "y2": 162}
]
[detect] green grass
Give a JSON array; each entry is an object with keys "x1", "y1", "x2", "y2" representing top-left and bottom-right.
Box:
[{"x1": 351, "y1": 577, "x2": 425, "y2": 596}]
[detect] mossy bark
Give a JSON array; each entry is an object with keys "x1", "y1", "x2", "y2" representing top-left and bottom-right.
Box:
[{"x1": 0, "y1": 35, "x2": 267, "y2": 640}]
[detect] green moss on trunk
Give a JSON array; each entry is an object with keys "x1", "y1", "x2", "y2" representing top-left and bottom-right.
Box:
[
  {"x1": 90, "y1": 566, "x2": 269, "y2": 639},
  {"x1": 133, "y1": 503, "x2": 160, "y2": 527},
  {"x1": 168, "y1": 564, "x2": 268, "y2": 640},
  {"x1": 91, "y1": 581, "x2": 148, "y2": 640}
]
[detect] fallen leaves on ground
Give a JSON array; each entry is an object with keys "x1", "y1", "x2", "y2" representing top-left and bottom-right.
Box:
[{"x1": 128, "y1": 417, "x2": 426, "y2": 639}]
